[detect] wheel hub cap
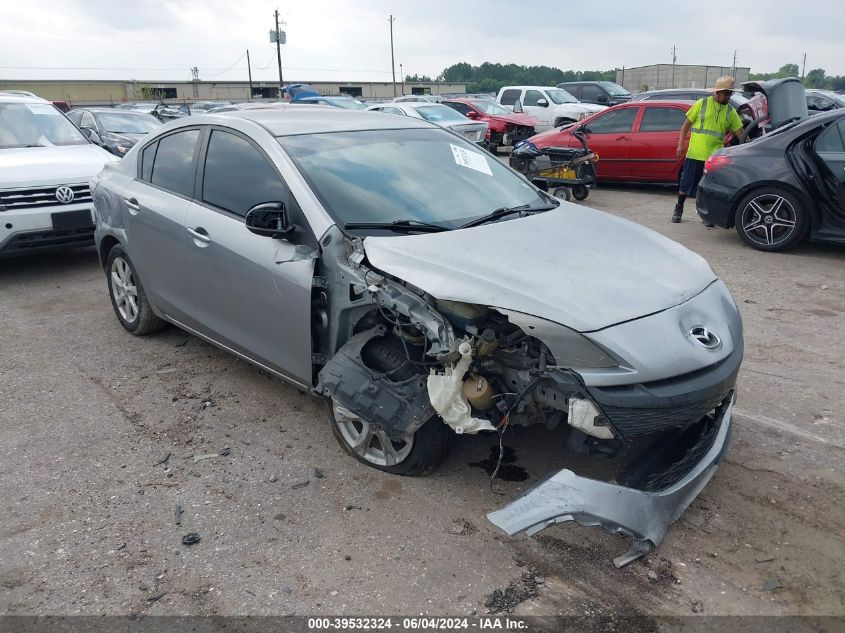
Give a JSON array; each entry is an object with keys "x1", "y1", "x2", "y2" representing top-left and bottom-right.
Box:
[
  {"x1": 110, "y1": 257, "x2": 139, "y2": 323},
  {"x1": 333, "y1": 402, "x2": 414, "y2": 467}
]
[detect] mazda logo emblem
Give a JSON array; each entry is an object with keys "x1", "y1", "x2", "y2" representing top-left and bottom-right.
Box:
[
  {"x1": 55, "y1": 186, "x2": 75, "y2": 204},
  {"x1": 689, "y1": 326, "x2": 721, "y2": 350}
]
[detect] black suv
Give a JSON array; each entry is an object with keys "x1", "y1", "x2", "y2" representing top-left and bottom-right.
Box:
[{"x1": 557, "y1": 81, "x2": 632, "y2": 106}]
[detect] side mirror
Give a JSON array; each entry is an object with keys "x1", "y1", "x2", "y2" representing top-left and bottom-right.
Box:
[
  {"x1": 81, "y1": 127, "x2": 102, "y2": 144},
  {"x1": 597, "y1": 94, "x2": 609, "y2": 104},
  {"x1": 512, "y1": 99, "x2": 524, "y2": 113},
  {"x1": 536, "y1": 98, "x2": 548, "y2": 107},
  {"x1": 465, "y1": 110, "x2": 479, "y2": 119},
  {"x1": 245, "y1": 202, "x2": 295, "y2": 239}
]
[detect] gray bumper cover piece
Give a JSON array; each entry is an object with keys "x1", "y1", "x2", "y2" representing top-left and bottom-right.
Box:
[{"x1": 487, "y1": 400, "x2": 734, "y2": 567}]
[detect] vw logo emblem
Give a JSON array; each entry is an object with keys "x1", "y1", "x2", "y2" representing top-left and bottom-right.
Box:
[
  {"x1": 55, "y1": 186, "x2": 75, "y2": 204},
  {"x1": 689, "y1": 326, "x2": 721, "y2": 350}
]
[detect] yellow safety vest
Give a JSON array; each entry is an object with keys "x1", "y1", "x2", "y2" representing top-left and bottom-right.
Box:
[{"x1": 686, "y1": 96, "x2": 743, "y2": 161}]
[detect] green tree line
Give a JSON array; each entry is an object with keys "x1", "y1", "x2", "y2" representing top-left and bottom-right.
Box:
[
  {"x1": 409, "y1": 62, "x2": 615, "y2": 94},
  {"x1": 749, "y1": 63, "x2": 845, "y2": 91},
  {"x1": 405, "y1": 62, "x2": 845, "y2": 93}
]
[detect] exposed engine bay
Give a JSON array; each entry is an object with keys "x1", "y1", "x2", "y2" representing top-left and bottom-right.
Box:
[{"x1": 315, "y1": 230, "x2": 623, "y2": 453}]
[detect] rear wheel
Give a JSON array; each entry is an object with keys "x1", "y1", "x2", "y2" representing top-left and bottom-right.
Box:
[
  {"x1": 734, "y1": 187, "x2": 807, "y2": 252},
  {"x1": 326, "y1": 336, "x2": 454, "y2": 476}
]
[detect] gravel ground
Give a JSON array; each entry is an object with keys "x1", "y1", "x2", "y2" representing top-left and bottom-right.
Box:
[{"x1": 1, "y1": 185, "x2": 843, "y2": 619}]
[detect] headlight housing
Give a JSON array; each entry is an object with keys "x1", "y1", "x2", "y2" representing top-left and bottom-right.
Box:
[{"x1": 495, "y1": 309, "x2": 619, "y2": 369}]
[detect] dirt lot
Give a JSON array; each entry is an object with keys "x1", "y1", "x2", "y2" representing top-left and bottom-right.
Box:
[{"x1": 1, "y1": 186, "x2": 843, "y2": 619}]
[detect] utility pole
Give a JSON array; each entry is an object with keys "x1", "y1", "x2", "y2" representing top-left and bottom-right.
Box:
[
  {"x1": 190, "y1": 66, "x2": 199, "y2": 99},
  {"x1": 274, "y1": 9, "x2": 284, "y2": 98},
  {"x1": 801, "y1": 52, "x2": 807, "y2": 81},
  {"x1": 400, "y1": 63, "x2": 404, "y2": 96},
  {"x1": 671, "y1": 45, "x2": 677, "y2": 88},
  {"x1": 246, "y1": 49, "x2": 253, "y2": 101},
  {"x1": 388, "y1": 14, "x2": 397, "y2": 97},
  {"x1": 731, "y1": 50, "x2": 737, "y2": 78}
]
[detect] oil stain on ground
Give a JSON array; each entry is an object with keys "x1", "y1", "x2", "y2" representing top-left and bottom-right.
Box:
[{"x1": 469, "y1": 445, "x2": 529, "y2": 482}]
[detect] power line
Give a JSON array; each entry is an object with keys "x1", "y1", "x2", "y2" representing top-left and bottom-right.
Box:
[{"x1": 201, "y1": 51, "x2": 247, "y2": 76}]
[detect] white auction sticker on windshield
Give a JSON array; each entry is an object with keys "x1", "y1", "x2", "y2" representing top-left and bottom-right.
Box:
[
  {"x1": 450, "y1": 144, "x2": 493, "y2": 176},
  {"x1": 26, "y1": 103, "x2": 61, "y2": 116}
]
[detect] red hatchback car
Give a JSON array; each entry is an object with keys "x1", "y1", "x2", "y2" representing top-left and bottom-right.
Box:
[
  {"x1": 529, "y1": 101, "x2": 698, "y2": 183},
  {"x1": 442, "y1": 98, "x2": 540, "y2": 153}
]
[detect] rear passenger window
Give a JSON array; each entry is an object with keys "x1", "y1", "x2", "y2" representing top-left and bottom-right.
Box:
[
  {"x1": 201, "y1": 130, "x2": 286, "y2": 217},
  {"x1": 816, "y1": 122, "x2": 845, "y2": 153},
  {"x1": 585, "y1": 108, "x2": 637, "y2": 134},
  {"x1": 150, "y1": 129, "x2": 200, "y2": 197},
  {"x1": 639, "y1": 108, "x2": 687, "y2": 132},
  {"x1": 141, "y1": 141, "x2": 157, "y2": 181},
  {"x1": 445, "y1": 102, "x2": 471, "y2": 116},
  {"x1": 564, "y1": 85, "x2": 581, "y2": 98},
  {"x1": 499, "y1": 89, "x2": 521, "y2": 106}
]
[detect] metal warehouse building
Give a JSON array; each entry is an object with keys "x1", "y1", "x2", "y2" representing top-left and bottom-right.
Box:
[
  {"x1": 0, "y1": 79, "x2": 466, "y2": 106},
  {"x1": 617, "y1": 64, "x2": 751, "y2": 93}
]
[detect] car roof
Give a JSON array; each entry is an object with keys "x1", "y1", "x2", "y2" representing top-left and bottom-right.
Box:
[
  {"x1": 499, "y1": 86, "x2": 558, "y2": 91},
  {"x1": 73, "y1": 107, "x2": 155, "y2": 114},
  {"x1": 0, "y1": 91, "x2": 49, "y2": 104},
  {"x1": 206, "y1": 107, "x2": 432, "y2": 136}
]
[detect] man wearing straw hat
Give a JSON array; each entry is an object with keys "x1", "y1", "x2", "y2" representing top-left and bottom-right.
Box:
[{"x1": 671, "y1": 76, "x2": 744, "y2": 223}]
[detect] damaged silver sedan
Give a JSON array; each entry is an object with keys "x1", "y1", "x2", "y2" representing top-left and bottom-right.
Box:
[{"x1": 91, "y1": 108, "x2": 742, "y2": 566}]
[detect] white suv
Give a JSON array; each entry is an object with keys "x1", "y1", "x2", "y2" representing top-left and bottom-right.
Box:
[
  {"x1": 0, "y1": 92, "x2": 115, "y2": 256},
  {"x1": 496, "y1": 86, "x2": 606, "y2": 132}
]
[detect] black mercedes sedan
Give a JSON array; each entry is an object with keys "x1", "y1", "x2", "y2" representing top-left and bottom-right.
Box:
[{"x1": 696, "y1": 109, "x2": 845, "y2": 251}]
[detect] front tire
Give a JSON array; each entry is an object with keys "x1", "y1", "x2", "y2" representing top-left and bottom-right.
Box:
[
  {"x1": 572, "y1": 185, "x2": 589, "y2": 200},
  {"x1": 326, "y1": 336, "x2": 454, "y2": 476},
  {"x1": 106, "y1": 245, "x2": 165, "y2": 335},
  {"x1": 734, "y1": 186, "x2": 807, "y2": 252}
]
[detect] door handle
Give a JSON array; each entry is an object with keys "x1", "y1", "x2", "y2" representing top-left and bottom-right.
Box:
[
  {"x1": 124, "y1": 197, "x2": 140, "y2": 213},
  {"x1": 616, "y1": 136, "x2": 630, "y2": 141},
  {"x1": 187, "y1": 227, "x2": 211, "y2": 243}
]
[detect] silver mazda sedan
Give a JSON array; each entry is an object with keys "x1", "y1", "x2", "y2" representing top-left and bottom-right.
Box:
[{"x1": 91, "y1": 109, "x2": 742, "y2": 566}]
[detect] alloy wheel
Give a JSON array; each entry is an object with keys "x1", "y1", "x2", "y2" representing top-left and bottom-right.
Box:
[
  {"x1": 110, "y1": 256, "x2": 139, "y2": 323},
  {"x1": 333, "y1": 402, "x2": 414, "y2": 467},
  {"x1": 740, "y1": 193, "x2": 797, "y2": 247}
]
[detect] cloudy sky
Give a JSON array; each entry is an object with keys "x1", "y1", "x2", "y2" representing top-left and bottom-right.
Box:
[{"x1": 1, "y1": 0, "x2": 843, "y2": 84}]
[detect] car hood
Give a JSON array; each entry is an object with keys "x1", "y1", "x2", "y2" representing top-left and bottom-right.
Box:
[
  {"x1": 102, "y1": 131, "x2": 147, "y2": 145},
  {"x1": 363, "y1": 206, "x2": 716, "y2": 333},
  {"x1": 560, "y1": 102, "x2": 606, "y2": 113},
  {"x1": 488, "y1": 113, "x2": 540, "y2": 126},
  {"x1": 0, "y1": 144, "x2": 115, "y2": 188}
]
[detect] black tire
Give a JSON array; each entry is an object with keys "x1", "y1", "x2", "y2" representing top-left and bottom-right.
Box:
[
  {"x1": 733, "y1": 186, "x2": 807, "y2": 252},
  {"x1": 106, "y1": 244, "x2": 165, "y2": 335},
  {"x1": 488, "y1": 141, "x2": 499, "y2": 154},
  {"x1": 552, "y1": 187, "x2": 572, "y2": 202},
  {"x1": 326, "y1": 336, "x2": 454, "y2": 476},
  {"x1": 572, "y1": 185, "x2": 589, "y2": 200}
]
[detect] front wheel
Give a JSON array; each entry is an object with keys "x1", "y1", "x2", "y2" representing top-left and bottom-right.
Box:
[
  {"x1": 571, "y1": 185, "x2": 589, "y2": 200},
  {"x1": 326, "y1": 336, "x2": 454, "y2": 476},
  {"x1": 106, "y1": 245, "x2": 165, "y2": 335},
  {"x1": 734, "y1": 187, "x2": 807, "y2": 252}
]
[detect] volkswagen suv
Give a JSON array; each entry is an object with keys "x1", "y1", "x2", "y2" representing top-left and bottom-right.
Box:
[{"x1": 0, "y1": 92, "x2": 115, "y2": 255}]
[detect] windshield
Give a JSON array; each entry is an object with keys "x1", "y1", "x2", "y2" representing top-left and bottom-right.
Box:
[
  {"x1": 546, "y1": 89, "x2": 578, "y2": 104},
  {"x1": 818, "y1": 92, "x2": 845, "y2": 107},
  {"x1": 334, "y1": 99, "x2": 368, "y2": 110},
  {"x1": 278, "y1": 128, "x2": 545, "y2": 231},
  {"x1": 96, "y1": 112, "x2": 161, "y2": 134},
  {"x1": 599, "y1": 82, "x2": 631, "y2": 97},
  {"x1": 413, "y1": 105, "x2": 469, "y2": 123},
  {"x1": 472, "y1": 101, "x2": 514, "y2": 115},
  {"x1": 0, "y1": 102, "x2": 89, "y2": 149}
]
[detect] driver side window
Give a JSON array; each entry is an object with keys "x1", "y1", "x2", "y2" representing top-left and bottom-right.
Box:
[
  {"x1": 586, "y1": 108, "x2": 637, "y2": 134},
  {"x1": 201, "y1": 130, "x2": 288, "y2": 218},
  {"x1": 523, "y1": 90, "x2": 545, "y2": 107}
]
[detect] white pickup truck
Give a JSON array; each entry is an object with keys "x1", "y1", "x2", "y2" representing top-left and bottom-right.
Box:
[{"x1": 496, "y1": 86, "x2": 606, "y2": 132}]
